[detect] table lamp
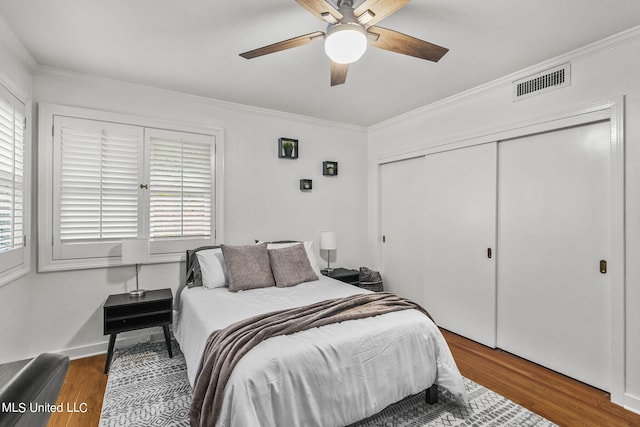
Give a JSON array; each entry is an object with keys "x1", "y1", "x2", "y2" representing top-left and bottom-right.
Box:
[
  {"x1": 121, "y1": 238, "x2": 149, "y2": 297},
  {"x1": 320, "y1": 231, "x2": 337, "y2": 273}
]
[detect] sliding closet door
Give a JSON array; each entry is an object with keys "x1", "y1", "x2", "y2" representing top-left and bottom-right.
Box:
[
  {"x1": 497, "y1": 121, "x2": 611, "y2": 391},
  {"x1": 422, "y1": 143, "x2": 497, "y2": 347},
  {"x1": 380, "y1": 157, "x2": 426, "y2": 305}
]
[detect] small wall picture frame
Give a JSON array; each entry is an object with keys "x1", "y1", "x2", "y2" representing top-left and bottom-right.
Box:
[
  {"x1": 323, "y1": 161, "x2": 338, "y2": 176},
  {"x1": 278, "y1": 137, "x2": 299, "y2": 159},
  {"x1": 300, "y1": 179, "x2": 312, "y2": 191}
]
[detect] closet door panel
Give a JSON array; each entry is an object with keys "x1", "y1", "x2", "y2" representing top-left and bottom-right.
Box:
[
  {"x1": 422, "y1": 143, "x2": 497, "y2": 347},
  {"x1": 497, "y1": 121, "x2": 611, "y2": 391},
  {"x1": 380, "y1": 157, "x2": 426, "y2": 305}
]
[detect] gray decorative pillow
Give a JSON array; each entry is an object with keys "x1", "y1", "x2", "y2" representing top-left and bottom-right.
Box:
[
  {"x1": 221, "y1": 243, "x2": 275, "y2": 292},
  {"x1": 268, "y1": 243, "x2": 319, "y2": 288}
]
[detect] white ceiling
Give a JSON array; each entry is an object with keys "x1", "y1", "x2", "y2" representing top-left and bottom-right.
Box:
[{"x1": 1, "y1": 0, "x2": 639, "y2": 127}]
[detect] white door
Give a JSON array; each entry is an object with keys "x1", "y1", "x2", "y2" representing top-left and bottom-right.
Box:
[
  {"x1": 423, "y1": 143, "x2": 497, "y2": 347},
  {"x1": 497, "y1": 121, "x2": 611, "y2": 391},
  {"x1": 380, "y1": 157, "x2": 426, "y2": 305}
]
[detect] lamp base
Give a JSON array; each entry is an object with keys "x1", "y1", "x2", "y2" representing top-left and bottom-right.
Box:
[{"x1": 129, "y1": 288, "x2": 146, "y2": 297}]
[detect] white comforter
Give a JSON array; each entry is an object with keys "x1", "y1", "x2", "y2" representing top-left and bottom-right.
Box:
[{"x1": 175, "y1": 276, "x2": 467, "y2": 427}]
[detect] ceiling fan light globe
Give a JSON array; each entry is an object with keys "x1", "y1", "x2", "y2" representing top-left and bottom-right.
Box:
[{"x1": 324, "y1": 24, "x2": 367, "y2": 64}]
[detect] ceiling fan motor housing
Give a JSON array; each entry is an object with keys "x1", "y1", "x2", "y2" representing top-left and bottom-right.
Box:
[{"x1": 325, "y1": 3, "x2": 368, "y2": 64}]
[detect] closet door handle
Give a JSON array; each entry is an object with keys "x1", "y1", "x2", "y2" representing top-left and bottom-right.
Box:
[{"x1": 487, "y1": 248, "x2": 492, "y2": 259}]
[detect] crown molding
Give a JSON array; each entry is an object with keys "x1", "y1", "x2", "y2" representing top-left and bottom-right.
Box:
[
  {"x1": 369, "y1": 24, "x2": 640, "y2": 132},
  {"x1": 0, "y1": 13, "x2": 38, "y2": 72},
  {"x1": 34, "y1": 65, "x2": 367, "y2": 133},
  {"x1": 0, "y1": 14, "x2": 35, "y2": 102}
]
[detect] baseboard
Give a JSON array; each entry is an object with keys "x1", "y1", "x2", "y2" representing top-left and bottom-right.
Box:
[
  {"x1": 57, "y1": 330, "x2": 168, "y2": 361},
  {"x1": 625, "y1": 393, "x2": 640, "y2": 415}
]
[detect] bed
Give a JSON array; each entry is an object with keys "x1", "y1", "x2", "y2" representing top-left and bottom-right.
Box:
[{"x1": 175, "y1": 242, "x2": 467, "y2": 427}]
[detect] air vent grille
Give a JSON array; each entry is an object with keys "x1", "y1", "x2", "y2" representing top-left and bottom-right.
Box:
[{"x1": 513, "y1": 63, "x2": 571, "y2": 101}]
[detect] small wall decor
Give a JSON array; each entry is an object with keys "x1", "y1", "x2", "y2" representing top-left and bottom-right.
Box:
[
  {"x1": 323, "y1": 161, "x2": 338, "y2": 176},
  {"x1": 278, "y1": 137, "x2": 299, "y2": 159},
  {"x1": 300, "y1": 179, "x2": 312, "y2": 191}
]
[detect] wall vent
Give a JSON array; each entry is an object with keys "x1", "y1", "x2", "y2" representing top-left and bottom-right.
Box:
[{"x1": 513, "y1": 63, "x2": 571, "y2": 101}]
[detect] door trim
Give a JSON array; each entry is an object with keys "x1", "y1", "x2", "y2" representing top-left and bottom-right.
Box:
[{"x1": 376, "y1": 97, "x2": 625, "y2": 405}]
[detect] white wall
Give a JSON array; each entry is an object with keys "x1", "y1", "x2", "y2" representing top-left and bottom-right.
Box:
[
  {"x1": 0, "y1": 64, "x2": 368, "y2": 362},
  {"x1": 367, "y1": 28, "x2": 640, "y2": 412}
]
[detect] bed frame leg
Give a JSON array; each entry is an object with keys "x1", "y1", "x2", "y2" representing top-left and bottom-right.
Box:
[{"x1": 425, "y1": 383, "x2": 438, "y2": 405}]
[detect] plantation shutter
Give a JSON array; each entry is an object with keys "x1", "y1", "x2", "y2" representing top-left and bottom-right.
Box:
[
  {"x1": 46, "y1": 109, "x2": 217, "y2": 267},
  {"x1": 0, "y1": 96, "x2": 24, "y2": 255},
  {"x1": 54, "y1": 116, "x2": 142, "y2": 258},
  {"x1": 148, "y1": 129, "x2": 213, "y2": 240}
]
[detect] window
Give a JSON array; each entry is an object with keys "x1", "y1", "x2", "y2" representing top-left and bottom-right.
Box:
[
  {"x1": 53, "y1": 117, "x2": 142, "y2": 260},
  {"x1": 39, "y1": 104, "x2": 223, "y2": 271},
  {"x1": 0, "y1": 84, "x2": 28, "y2": 285},
  {"x1": 146, "y1": 128, "x2": 214, "y2": 255}
]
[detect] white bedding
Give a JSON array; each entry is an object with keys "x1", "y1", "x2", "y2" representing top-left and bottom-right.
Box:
[{"x1": 175, "y1": 275, "x2": 467, "y2": 427}]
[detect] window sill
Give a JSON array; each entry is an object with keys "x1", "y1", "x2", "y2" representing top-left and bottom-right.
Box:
[
  {"x1": 0, "y1": 264, "x2": 29, "y2": 288},
  {"x1": 38, "y1": 252, "x2": 186, "y2": 273}
]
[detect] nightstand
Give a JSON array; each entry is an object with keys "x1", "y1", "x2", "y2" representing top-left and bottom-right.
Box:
[
  {"x1": 323, "y1": 268, "x2": 384, "y2": 292},
  {"x1": 103, "y1": 288, "x2": 173, "y2": 374},
  {"x1": 322, "y1": 268, "x2": 360, "y2": 285}
]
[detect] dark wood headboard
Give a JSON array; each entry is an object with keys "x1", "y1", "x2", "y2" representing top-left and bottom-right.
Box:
[{"x1": 185, "y1": 245, "x2": 220, "y2": 284}]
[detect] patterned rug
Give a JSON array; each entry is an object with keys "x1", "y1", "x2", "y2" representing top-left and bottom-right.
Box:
[{"x1": 99, "y1": 340, "x2": 557, "y2": 427}]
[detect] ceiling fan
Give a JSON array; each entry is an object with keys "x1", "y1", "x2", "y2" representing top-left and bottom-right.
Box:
[{"x1": 240, "y1": 0, "x2": 449, "y2": 86}]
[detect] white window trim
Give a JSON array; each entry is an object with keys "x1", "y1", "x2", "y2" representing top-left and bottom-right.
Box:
[
  {"x1": 0, "y1": 83, "x2": 30, "y2": 288},
  {"x1": 38, "y1": 103, "x2": 225, "y2": 272}
]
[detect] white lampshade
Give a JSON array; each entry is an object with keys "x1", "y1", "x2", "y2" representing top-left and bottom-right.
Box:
[
  {"x1": 320, "y1": 231, "x2": 337, "y2": 251},
  {"x1": 324, "y1": 24, "x2": 367, "y2": 64},
  {"x1": 121, "y1": 238, "x2": 149, "y2": 265}
]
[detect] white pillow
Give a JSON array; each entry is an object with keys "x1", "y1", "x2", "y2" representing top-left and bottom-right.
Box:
[
  {"x1": 260, "y1": 241, "x2": 321, "y2": 276},
  {"x1": 196, "y1": 248, "x2": 228, "y2": 289}
]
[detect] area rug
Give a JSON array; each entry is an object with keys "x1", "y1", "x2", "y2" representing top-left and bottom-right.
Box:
[{"x1": 99, "y1": 340, "x2": 557, "y2": 427}]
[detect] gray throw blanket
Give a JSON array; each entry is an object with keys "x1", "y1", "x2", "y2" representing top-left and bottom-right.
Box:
[{"x1": 189, "y1": 292, "x2": 433, "y2": 427}]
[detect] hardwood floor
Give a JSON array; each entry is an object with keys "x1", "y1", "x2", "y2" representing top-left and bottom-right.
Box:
[
  {"x1": 48, "y1": 354, "x2": 107, "y2": 427},
  {"x1": 48, "y1": 332, "x2": 640, "y2": 427},
  {"x1": 441, "y1": 329, "x2": 640, "y2": 427}
]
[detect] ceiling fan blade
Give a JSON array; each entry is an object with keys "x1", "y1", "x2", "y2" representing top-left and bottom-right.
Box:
[
  {"x1": 240, "y1": 31, "x2": 325, "y2": 59},
  {"x1": 330, "y1": 62, "x2": 349, "y2": 86},
  {"x1": 295, "y1": 0, "x2": 342, "y2": 23},
  {"x1": 368, "y1": 26, "x2": 448, "y2": 62},
  {"x1": 355, "y1": 0, "x2": 410, "y2": 27}
]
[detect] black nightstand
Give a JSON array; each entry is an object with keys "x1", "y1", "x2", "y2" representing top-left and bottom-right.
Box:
[
  {"x1": 322, "y1": 268, "x2": 360, "y2": 285},
  {"x1": 323, "y1": 268, "x2": 384, "y2": 292},
  {"x1": 103, "y1": 288, "x2": 173, "y2": 374}
]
